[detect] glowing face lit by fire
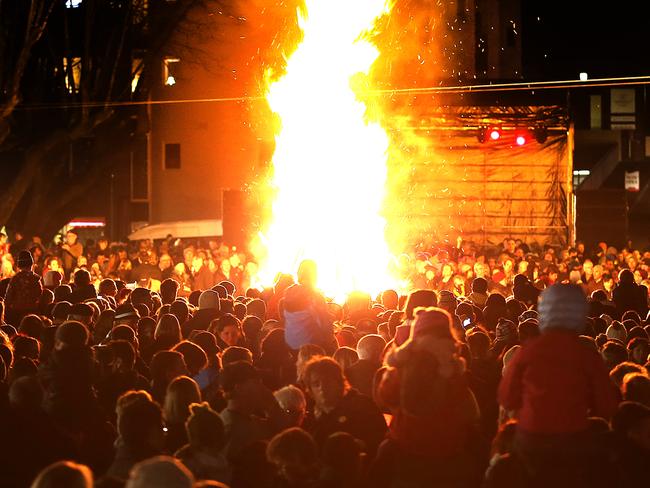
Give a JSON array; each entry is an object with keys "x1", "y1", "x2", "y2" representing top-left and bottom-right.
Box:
[{"x1": 256, "y1": 0, "x2": 395, "y2": 300}]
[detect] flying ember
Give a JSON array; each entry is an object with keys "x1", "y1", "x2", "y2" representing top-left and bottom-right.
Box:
[{"x1": 256, "y1": 0, "x2": 396, "y2": 299}]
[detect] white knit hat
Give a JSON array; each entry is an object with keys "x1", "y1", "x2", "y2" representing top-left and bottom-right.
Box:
[
  {"x1": 126, "y1": 456, "x2": 194, "y2": 488},
  {"x1": 198, "y1": 290, "x2": 220, "y2": 310},
  {"x1": 538, "y1": 284, "x2": 588, "y2": 333}
]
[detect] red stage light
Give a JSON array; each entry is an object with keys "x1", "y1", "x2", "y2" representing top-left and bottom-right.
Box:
[
  {"x1": 489, "y1": 128, "x2": 501, "y2": 140},
  {"x1": 515, "y1": 134, "x2": 527, "y2": 146}
]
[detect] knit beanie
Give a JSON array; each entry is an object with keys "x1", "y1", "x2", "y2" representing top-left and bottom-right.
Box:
[
  {"x1": 437, "y1": 290, "x2": 458, "y2": 313},
  {"x1": 185, "y1": 401, "x2": 225, "y2": 449},
  {"x1": 538, "y1": 284, "x2": 588, "y2": 333},
  {"x1": 115, "y1": 303, "x2": 140, "y2": 321},
  {"x1": 606, "y1": 321, "x2": 627, "y2": 343},
  {"x1": 411, "y1": 307, "x2": 453, "y2": 340},
  {"x1": 495, "y1": 318, "x2": 518, "y2": 343},
  {"x1": 404, "y1": 289, "x2": 438, "y2": 320},
  {"x1": 518, "y1": 309, "x2": 539, "y2": 322},
  {"x1": 198, "y1": 290, "x2": 220, "y2": 311}
]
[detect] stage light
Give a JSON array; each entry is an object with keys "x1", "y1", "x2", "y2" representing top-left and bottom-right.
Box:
[
  {"x1": 534, "y1": 126, "x2": 548, "y2": 143},
  {"x1": 513, "y1": 129, "x2": 529, "y2": 146},
  {"x1": 489, "y1": 127, "x2": 501, "y2": 141}
]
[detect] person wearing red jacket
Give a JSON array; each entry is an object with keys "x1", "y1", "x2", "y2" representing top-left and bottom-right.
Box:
[
  {"x1": 498, "y1": 284, "x2": 618, "y2": 486},
  {"x1": 372, "y1": 307, "x2": 483, "y2": 488}
]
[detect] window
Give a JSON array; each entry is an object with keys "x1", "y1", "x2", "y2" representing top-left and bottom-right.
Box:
[
  {"x1": 163, "y1": 57, "x2": 180, "y2": 86},
  {"x1": 63, "y1": 57, "x2": 82, "y2": 93},
  {"x1": 164, "y1": 143, "x2": 181, "y2": 169},
  {"x1": 573, "y1": 169, "x2": 591, "y2": 188},
  {"x1": 590, "y1": 95, "x2": 602, "y2": 129},
  {"x1": 132, "y1": 58, "x2": 143, "y2": 93}
]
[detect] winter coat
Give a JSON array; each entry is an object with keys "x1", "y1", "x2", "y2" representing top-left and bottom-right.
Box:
[
  {"x1": 303, "y1": 388, "x2": 387, "y2": 457},
  {"x1": 182, "y1": 308, "x2": 221, "y2": 338},
  {"x1": 4, "y1": 270, "x2": 42, "y2": 324},
  {"x1": 498, "y1": 329, "x2": 618, "y2": 434},
  {"x1": 378, "y1": 335, "x2": 480, "y2": 458}
]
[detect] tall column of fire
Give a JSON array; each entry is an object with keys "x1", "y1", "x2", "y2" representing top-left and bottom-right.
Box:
[{"x1": 255, "y1": 0, "x2": 396, "y2": 298}]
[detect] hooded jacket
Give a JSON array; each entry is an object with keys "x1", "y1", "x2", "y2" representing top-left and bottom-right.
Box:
[{"x1": 379, "y1": 333, "x2": 480, "y2": 457}]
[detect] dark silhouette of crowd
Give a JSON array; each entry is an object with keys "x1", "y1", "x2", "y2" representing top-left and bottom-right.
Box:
[{"x1": 0, "y1": 230, "x2": 649, "y2": 487}]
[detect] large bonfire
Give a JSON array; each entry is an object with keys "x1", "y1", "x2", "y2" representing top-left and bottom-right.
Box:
[{"x1": 256, "y1": 0, "x2": 396, "y2": 299}]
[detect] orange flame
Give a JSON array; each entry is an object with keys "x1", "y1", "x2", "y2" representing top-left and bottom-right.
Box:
[{"x1": 256, "y1": 0, "x2": 396, "y2": 299}]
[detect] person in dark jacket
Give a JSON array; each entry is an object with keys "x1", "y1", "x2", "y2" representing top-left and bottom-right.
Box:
[
  {"x1": 39, "y1": 320, "x2": 114, "y2": 474},
  {"x1": 346, "y1": 334, "x2": 385, "y2": 398},
  {"x1": 613, "y1": 269, "x2": 647, "y2": 319},
  {"x1": 182, "y1": 290, "x2": 221, "y2": 338},
  {"x1": 131, "y1": 251, "x2": 163, "y2": 287},
  {"x1": 255, "y1": 328, "x2": 296, "y2": 391},
  {"x1": 96, "y1": 340, "x2": 150, "y2": 417},
  {"x1": 302, "y1": 356, "x2": 387, "y2": 458},
  {"x1": 4, "y1": 250, "x2": 42, "y2": 326},
  {"x1": 68, "y1": 268, "x2": 97, "y2": 304},
  {"x1": 106, "y1": 391, "x2": 165, "y2": 481}
]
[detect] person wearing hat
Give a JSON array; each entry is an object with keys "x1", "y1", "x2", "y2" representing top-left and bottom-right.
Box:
[
  {"x1": 373, "y1": 307, "x2": 481, "y2": 486},
  {"x1": 181, "y1": 290, "x2": 221, "y2": 338},
  {"x1": 613, "y1": 268, "x2": 647, "y2": 320},
  {"x1": 68, "y1": 303, "x2": 94, "y2": 327},
  {"x1": 114, "y1": 303, "x2": 140, "y2": 330},
  {"x1": 498, "y1": 284, "x2": 619, "y2": 484},
  {"x1": 491, "y1": 318, "x2": 519, "y2": 358},
  {"x1": 3, "y1": 250, "x2": 43, "y2": 326}
]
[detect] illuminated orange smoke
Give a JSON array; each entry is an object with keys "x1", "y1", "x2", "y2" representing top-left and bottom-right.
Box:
[{"x1": 256, "y1": 0, "x2": 396, "y2": 299}]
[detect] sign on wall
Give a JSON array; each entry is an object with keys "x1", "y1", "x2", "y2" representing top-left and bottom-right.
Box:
[{"x1": 625, "y1": 171, "x2": 640, "y2": 192}]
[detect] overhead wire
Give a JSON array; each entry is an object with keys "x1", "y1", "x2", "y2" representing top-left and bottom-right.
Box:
[{"x1": 5, "y1": 74, "x2": 650, "y2": 111}]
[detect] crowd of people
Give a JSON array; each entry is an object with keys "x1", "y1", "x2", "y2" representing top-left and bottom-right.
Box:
[{"x1": 0, "y1": 229, "x2": 649, "y2": 487}]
